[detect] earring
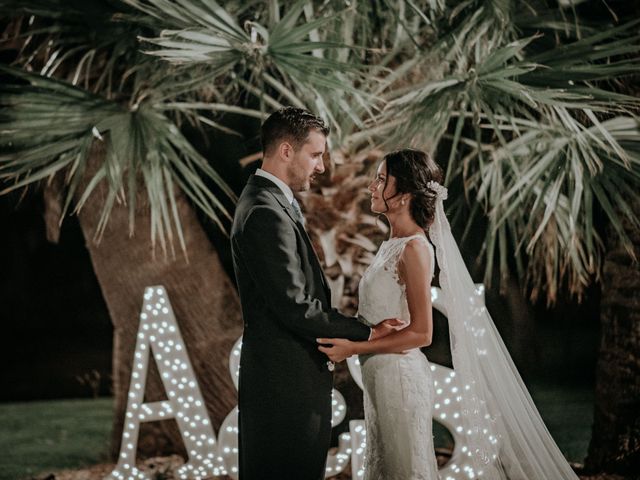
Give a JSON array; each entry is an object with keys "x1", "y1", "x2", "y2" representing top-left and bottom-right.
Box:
[{"x1": 401, "y1": 199, "x2": 405, "y2": 205}]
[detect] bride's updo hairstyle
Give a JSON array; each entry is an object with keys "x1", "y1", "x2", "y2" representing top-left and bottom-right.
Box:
[{"x1": 383, "y1": 148, "x2": 444, "y2": 229}]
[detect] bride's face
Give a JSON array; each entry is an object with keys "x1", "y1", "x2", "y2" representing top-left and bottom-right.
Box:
[{"x1": 368, "y1": 161, "x2": 401, "y2": 214}]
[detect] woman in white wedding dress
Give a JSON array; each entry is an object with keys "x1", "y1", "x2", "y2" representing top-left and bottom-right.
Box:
[
  {"x1": 321, "y1": 149, "x2": 441, "y2": 479},
  {"x1": 318, "y1": 149, "x2": 580, "y2": 480}
]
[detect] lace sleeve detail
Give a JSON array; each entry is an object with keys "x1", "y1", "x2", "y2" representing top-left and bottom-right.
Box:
[
  {"x1": 381, "y1": 241, "x2": 407, "y2": 287},
  {"x1": 384, "y1": 235, "x2": 433, "y2": 288}
]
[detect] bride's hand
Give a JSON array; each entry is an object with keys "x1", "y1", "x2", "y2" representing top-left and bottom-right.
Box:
[
  {"x1": 317, "y1": 338, "x2": 355, "y2": 363},
  {"x1": 370, "y1": 318, "x2": 406, "y2": 340}
]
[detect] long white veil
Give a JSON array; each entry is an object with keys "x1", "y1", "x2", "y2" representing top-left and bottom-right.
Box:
[{"x1": 426, "y1": 180, "x2": 579, "y2": 479}]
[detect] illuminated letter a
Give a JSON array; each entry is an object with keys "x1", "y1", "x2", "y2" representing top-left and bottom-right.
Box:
[{"x1": 105, "y1": 286, "x2": 223, "y2": 480}]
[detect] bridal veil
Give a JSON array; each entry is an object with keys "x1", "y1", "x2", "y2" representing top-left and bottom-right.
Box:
[{"x1": 426, "y1": 180, "x2": 579, "y2": 480}]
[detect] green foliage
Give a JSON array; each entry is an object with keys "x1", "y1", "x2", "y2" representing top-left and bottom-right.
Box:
[
  {"x1": 0, "y1": 65, "x2": 234, "y2": 255},
  {"x1": 0, "y1": 0, "x2": 638, "y2": 302}
]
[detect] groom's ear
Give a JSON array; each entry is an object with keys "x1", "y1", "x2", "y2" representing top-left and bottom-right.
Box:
[{"x1": 278, "y1": 140, "x2": 295, "y2": 163}]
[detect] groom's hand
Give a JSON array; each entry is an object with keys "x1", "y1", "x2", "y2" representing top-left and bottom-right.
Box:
[
  {"x1": 370, "y1": 318, "x2": 406, "y2": 340},
  {"x1": 317, "y1": 338, "x2": 353, "y2": 363}
]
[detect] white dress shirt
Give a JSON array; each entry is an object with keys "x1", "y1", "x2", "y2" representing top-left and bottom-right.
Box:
[{"x1": 255, "y1": 168, "x2": 294, "y2": 205}]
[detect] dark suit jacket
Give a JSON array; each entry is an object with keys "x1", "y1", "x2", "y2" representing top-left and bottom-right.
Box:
[{"x1": 231, "y1": 174, "x2": 370, "y2": 480}]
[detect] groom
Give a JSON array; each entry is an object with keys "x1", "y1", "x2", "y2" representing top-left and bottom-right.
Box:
[{"x1": 231, "y1": 107, "x2": 392, "y2": 479}]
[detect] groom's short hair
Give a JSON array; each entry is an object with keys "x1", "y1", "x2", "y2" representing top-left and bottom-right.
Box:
[{"x1": 261, "y1": 107, "x2": 330, "y2": 155}]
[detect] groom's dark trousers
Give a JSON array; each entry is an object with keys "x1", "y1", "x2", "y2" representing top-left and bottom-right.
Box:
[{"x1": 231, "y1": 174, "x2": 371, "y2": 480}]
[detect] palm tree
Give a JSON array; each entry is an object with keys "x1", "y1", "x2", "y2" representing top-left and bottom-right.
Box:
[
  {"x1": 0, "y1": 0, "x2": 249, "y2": 457},
  {"x1": 1, "y1": 0, "x2": 638, "y2": 475},
  {"x1": 586, "y1": 194, "x2": 640, "y2": 474}
]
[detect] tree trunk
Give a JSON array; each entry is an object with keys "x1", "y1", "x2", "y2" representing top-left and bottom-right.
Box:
[
  {"x1": 585, "y1": 199, "x2": 640, "y2": 475},
  {"x1": 47, "y1": 147, "x2": 243, "y2": 460}
]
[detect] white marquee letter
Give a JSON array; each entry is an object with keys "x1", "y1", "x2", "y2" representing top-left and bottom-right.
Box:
[{"x1": 105, "y1": 286, "x2": 221, "y2": 480}]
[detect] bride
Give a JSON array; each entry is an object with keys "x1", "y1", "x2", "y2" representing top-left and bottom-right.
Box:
[{"x1": 317, "y1": 149, "x2": 579, "y2": 480}]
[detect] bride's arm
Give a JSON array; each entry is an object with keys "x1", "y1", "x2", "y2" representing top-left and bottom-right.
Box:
[{"x1": 318, "y1": 239, "x2": 433, "y2": 359}]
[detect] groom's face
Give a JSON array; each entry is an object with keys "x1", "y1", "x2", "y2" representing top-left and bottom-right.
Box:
[{"x1": 287, "y1": 129, "x2": 326, "y2": 191}]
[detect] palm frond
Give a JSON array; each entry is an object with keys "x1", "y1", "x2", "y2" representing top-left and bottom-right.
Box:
[
  {"x1": 0, "y1": 65, "x2": 235, "y2": 255},
  {"x1": 0, "y1": 0, "x2": 148, "y2": 94},
  {"x1": 131, "y1": 0, "x2": 374, "y2": 115},
  {"x1": 456, "y1": 113, "x2": 640, "y2": 302}
]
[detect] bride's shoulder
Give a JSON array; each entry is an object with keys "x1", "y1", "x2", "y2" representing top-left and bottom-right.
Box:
[
  {"x1": 396, "y1": 237, "x2": 433, "y2": 283},
  {"x1": 405, "y1": 234, "x2": 432, "y2": 249},
  {"x1": 399, "y1": 236, "x2": 432, "y2": 263}
]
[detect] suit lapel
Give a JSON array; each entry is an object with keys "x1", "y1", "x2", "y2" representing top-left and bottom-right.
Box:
[
  {"x1": 294, "y1": 219, "x2": 332, "y2": 301},
  {"x1": 248, "y1": 175, "x2": 332, "y2": 301}
]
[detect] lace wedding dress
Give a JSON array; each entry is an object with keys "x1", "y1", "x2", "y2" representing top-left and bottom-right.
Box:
[{"x1": 357, "y1": 233, "x2": 439, "y2": 480}]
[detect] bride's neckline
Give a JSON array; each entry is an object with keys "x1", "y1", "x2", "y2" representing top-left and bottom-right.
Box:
[{"x1": 383, "y1": 233, "x2": 426, "y2": 243}]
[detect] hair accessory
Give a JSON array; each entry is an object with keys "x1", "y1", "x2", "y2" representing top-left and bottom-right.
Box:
[{"x1": 427, "y1": 180, "x2": 448, "y2": 201}]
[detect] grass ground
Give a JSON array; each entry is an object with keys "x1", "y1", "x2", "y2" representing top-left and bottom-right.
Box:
[
  {"x1": 1, "y1": 382, "x2": 594, "y2": 480},
  {"x1": 0, "y1": 398, "x2": 112, "y2": 480},
  {"x1": 528, "y1": 381, "x2": 594, "y2": 462}
]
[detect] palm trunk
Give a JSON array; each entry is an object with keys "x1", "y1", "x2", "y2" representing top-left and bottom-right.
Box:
[
  {"x1": 585, "y1": 199, "x2": 640, "y2": 474},
  {"x1": 46, "y1": 148, "x2": 243, "y2": 460}
]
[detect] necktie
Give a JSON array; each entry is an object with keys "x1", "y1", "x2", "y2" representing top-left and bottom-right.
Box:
[{"x1": 291, "y1": 197, "x2": 305, "y2": 226}]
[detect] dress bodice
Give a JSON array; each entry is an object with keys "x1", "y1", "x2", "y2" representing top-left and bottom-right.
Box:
[{"x1": 358, "y1": 234, "x2": 435, "y2": 326}]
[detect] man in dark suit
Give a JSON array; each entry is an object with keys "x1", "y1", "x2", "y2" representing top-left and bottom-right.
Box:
[{"x1": 231, "y1": 107, "x2": 393, "y2": 479}]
